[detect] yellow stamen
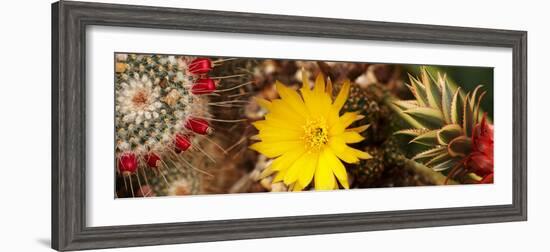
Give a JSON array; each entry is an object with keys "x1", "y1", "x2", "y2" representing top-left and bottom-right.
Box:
[{"x1": 302, "y1": 118, "x2": 329, "y2": 152}]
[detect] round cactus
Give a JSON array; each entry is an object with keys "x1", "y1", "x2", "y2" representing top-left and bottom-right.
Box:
[{"x1": 114, "y1": 54, "x2": 252, "y2": 197}]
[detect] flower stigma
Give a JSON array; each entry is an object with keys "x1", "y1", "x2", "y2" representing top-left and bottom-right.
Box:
[{"x1": 302, "y1": 118, "x2": 329, "y2": 152}]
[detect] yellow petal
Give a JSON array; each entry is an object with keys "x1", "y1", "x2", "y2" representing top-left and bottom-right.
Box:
[
  {"x1": 298, "y1": 152, "x2": 318, "y2": 189},
  {"x1": 333, "y1": 180, "x2": 339, "y2": 190},
  {"x1": 314, "y1": 74, "x2": 325, "y2": 94},
  {"x1": 326, "y1": 109, "x2": 340, "y2": 129},
  {"x1": 257, "y1": 129, "x2": 302, "y2": 142},
  {"x1": 350, "y1": 147, "x2": 372, "y2": 159},
  {"x1": 341, "y1": 112, "x2": 363, "y2": 127},
  {"x1": 329, "y1": 112, "x2": 362, "y2": 136},
  {"x1": 328, "y1": 135, "x2": 346, "y2": 153},
  {"x1": 249, "y1": 141, "x2": 302, "y2": 158},
  {"x1": 332, "y1": 162, "x2": 349, "y2": 189},
  {"x1": 300, "y1": 71, "x2": 332, "y2": 118},
  {"x1": 255, "y1": 97, "x2": 272, "y2": 111},
  {"x1": 269, "y1": 146, "x2": 306, "y2": 183},
  {"x1": 328, "y1": 136, "x2": 360, "y2": 164},
  {"x1": 275, "y1": 81, "x2": 308, "y2": 117},
  {"x1": 284, "y1": 152, "x2": 314, "y2": 186},
  {"x1": 326, "y1": 77, "x2": 333, "y2": 99},
  {"x1": 301, "y1": 68, "x2": 310, "y2": 89},
  {"x1": 315, "y1": 148, "x2": 337, "y2": 190},
  {"x1": 270, "y1": 100, "x2": 305, "y2": 123},
  {"x1": 347, "y1": 124, "x2": 370, "y2": 133},
  {"x1": 272, "y1": 170, "x2": 287, "y2": 183},
  {"x1": 291, "y1": 181, "x2": 306, "y2": 191},
  {"x1": 264, "y1": 114, "x2": 304, "y2": 130},
  {"x1": 300, "y1": 88, "x2": 316, "y2": 114},
  {"x1": 253, "y1": 120, "x2": 302, "y2": 135},
  {"x1": 271, "y1": 147, "x2": 306, "y2": 172},
  {"x1": 332, "y1": 79, "x2": 350, "y2": 112},
  {"x1": 251, "y1": 120, "x2": 267, "y2": 130},
  {"x1": 319, "y1": 93, "x2": 333, "y2": 115},
  {"x1": 322, "y1": 147, "x2": 349, "y2": 189},
  {"x1": 302, "y1": 89, "x2": 333, "y2": 118},
  {"x1": 340, "y1": 131, "x2": 365, "y2": 144}
]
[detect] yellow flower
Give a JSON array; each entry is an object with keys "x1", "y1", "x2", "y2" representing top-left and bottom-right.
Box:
[{"x1": 250, "y1": 72, "x2": 372, "y2": 191}]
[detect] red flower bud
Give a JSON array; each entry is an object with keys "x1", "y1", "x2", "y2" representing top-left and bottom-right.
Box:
[
  {"x1": 174, "y1": 134, "x2": 192, "y2": 152},
  {"x1": 188, "y1": 58, "x2": 212, "y2": 75},
  {"x1": 185, "y1": 118, "x2": 212, "y2": 135},
  {"x1": 118, "y1": 152, "x2": 138, "y2": 175},
  {"x1": 468, "y1": 113, "x2": 494, "y2": 183},
  {"x1": 144, "y1": 152, "x2": 161, "y2": 168},
  {"x1": 191, "y1": 78, "x2": 216, "y2": 95},
  {"x1": 468, "y1": 152, "x2": 493, "y2": 176},
  {"x1": 479, "y1": 174, "x2": 494, "y2": 184}
]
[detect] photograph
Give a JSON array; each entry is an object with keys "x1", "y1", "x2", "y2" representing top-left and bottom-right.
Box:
[
  {"x1": 0, "y1": 0, "x2": 541, "y2": 251},
  {"x1": 114, "y1": 53, "x2": 494, "y2": 198}
]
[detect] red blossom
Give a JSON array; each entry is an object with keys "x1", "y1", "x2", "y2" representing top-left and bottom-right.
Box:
[
  {"x1": 468, "y1": 113, "x2": 494, "y2": 183},
  {"x1": 191, "y1": 78, "x2": 216, "y2": 95},
  {"x1": 144, "y1": 152, "x2": 161, "y2": 169},
  {"x1": 185, "y1": 118, "x2": 212, "y2": 135},
  {"x1": 118, "y1": 152, "x2": 138, "y2": 175},
  {"x1": 174, "y1": 134, "x2": 192, "y2": 152},
  {"x1": 188, "y1": 58, "x2": 213, "y2": 75}
]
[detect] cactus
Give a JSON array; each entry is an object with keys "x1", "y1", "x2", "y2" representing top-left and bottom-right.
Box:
[
  {"x1": 390, "y1": 67, "x2": 493, "y2": 183},
  {"x1": 115, "y1": 54, "x2": 250, "y2": 197}
]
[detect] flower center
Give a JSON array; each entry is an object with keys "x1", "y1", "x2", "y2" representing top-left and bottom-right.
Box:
[
  {"x1": 132, "y1": 90, "x2": 149, "y2": 108},
  {"x1": 302, "y1": 118, "x2": 329, "y2": 152}
]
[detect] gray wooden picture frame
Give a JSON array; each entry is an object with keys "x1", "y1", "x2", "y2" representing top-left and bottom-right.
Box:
[{"x1": 51, "y1": 1, "x2": 527, "y2": 251}]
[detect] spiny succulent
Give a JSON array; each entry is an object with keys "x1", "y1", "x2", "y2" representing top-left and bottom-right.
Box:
[
  {"x1": 351, "y1": 146, "x2": 385, "y2": 187},
  {"x1": 115, "y1": 54, "x2": 226, "y2": 197},
  {"x1": 390, "y1": 67, "x2": 493, "y2": 183},
  {"x1": 145, "y1": 151, "x2": 202, "y2": 196}
]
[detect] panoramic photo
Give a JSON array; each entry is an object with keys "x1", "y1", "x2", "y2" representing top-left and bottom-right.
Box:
[{"x1": 114, "y1": 53, "x2": 494, "y2": 198}]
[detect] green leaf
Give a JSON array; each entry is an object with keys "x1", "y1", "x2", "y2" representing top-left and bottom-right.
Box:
[
  {"x1": 425, "y1": 152, "x2": 452, "y2": 167},
  {"x1": 474, "y1": 90, "x2": 487, "y2": 125},
  {"x1": 407, "y1": 74, "x2": 429, "y2": 107},
  {"x1": 440, "y1": 73, "x2": 454, "y2": 124},
  {"x1": 404, "y1": 107, "x2": 445, "y2": 129},
  {"x1": 463, "y1": 93, "x2": 473, "y2": 137},
  {"x1": 447, "y1": 136, "x2": 472, "y2": 157},
  {"x1": 425, "y1": 68, "x2": 440, "y2": 85},
  {"x1": 392, "y1": 100, "x2": 419, "y2": 111},
  {"x1": 387, "y1": 102, "x2": 425, "y2": 129},
  {"x1": 469, "y1": 85, "x2": 483, "y2": 111},
  {"x1": 450, "y1": 87, "x2": 463, "y2": 126},
  {"x1": 437, "y1": 124, "x2": 463, "y2": 145},
  {"x1": 394, "y1": 128, "x2": 431, "y2": 137},
  {"x1": 432, "y1": 158, "x2": 458, "y2": 172},
  {"x1": 410, "y1": 130, "x2": 439, "y2": 146},
  {"x1": 421, "y1": 68, "x2": 442, "y2": 110},
  {"x1": 412, "y1": 146, "x2": 447, "y2": 160}
]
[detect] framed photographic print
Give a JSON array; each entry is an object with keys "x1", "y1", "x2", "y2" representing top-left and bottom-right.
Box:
[{"x1": 52, "y1": 1, "x2": 527, "y2": 251}]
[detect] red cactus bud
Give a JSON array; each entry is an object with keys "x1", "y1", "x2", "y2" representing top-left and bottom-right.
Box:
[
  {"x1": 191, "y1": 78, "x2": 216, "y2": 95},
  {"x1": 468, "y1": 113, "x2": 494, "y2": 183},
  {"x1": 144, "y1": 152, "x2": 161, "y2": 168},
  {"x1": 118, "y1": 152, "x2": 138, "y2": 175},
  {"x1": 188, "y1": 58, "x2": 213, "y2": 75},
  {"x1": 185, "y1": 118, "x2": 212, "y2": 135},
  {"x1": 174, "y1": 134, "x2": 192, "y2": 152},
  {"x1": 479, "y1": 174, "x2": 494, "y2": 184}
]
